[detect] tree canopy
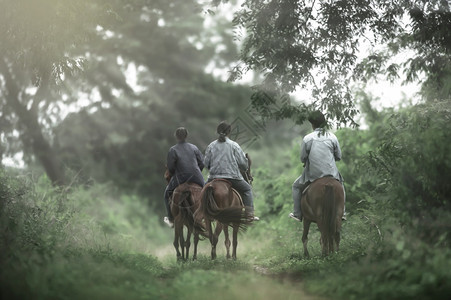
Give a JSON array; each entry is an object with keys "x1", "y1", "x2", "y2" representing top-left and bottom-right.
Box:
[
  {"x1": 0, "y1": 0, "x2": 246, "y2": 186},
  {"x1": 224, "y1": 0, "x2": 451, "y2": 126}
]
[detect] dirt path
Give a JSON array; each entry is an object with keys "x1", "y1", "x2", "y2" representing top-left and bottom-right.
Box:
[{"x1": 154, "y1": 243, "x2": 327, "y2": 300}]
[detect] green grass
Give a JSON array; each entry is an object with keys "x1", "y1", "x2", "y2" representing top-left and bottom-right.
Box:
[{"x1": 2, "y1": 170, "x2": 451, "y2": 300}]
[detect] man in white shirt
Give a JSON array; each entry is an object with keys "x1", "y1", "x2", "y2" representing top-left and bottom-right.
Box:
[{"x1": 290, "y1": 111, "x2": 345, "y2": 222}]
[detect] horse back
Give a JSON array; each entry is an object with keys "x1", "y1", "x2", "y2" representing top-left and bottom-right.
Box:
[
  {"x1": 172, "y1": 182, "x2": 203, "y2": 211},
  {"x1": 209, "y1": 179, "x2": 242, "y2": 208},
  {"x1": 302, "y1": 177, "x2": 344, "y2": 221}
]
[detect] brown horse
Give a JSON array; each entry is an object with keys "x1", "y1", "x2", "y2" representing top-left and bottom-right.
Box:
[
  {"x1": 165, "y1": 167, "x2": 206, "y2": 261},
  {"x1": 301, "y1": 177, "x2": 345, "y2": 257},
  {"x1": 170, "y1": 182, "x2": 204, "y2": 261},
  {"x1": 200, "y1": 179, "x2": 253, "y2": 260}
]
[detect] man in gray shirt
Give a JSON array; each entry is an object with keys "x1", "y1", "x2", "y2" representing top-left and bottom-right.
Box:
[
  {"x1": 204, "y1": 121, "x2": 259, "y2": 220},
  {"x1": 164, "y1": 127, "x2": 205, "y2": 228},
  {"x1": 290, "y1": 111, "x2": 344, "y2": 222}
]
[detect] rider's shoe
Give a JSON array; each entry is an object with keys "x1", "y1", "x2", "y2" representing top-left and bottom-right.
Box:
[
  {"x1": 164, "y1": 216, "x2": 174, "y2": 228},
  {"x1": 252, "y1": 216, "x2": 260, "y2": 221},
  {"x1": 289, "y1": 212, "x2": 302, "y2": 222},
  {"x1": 342, "y1": 212, "x2": 347, "y2": 221}
]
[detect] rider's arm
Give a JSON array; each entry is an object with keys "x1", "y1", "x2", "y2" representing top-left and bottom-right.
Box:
[
  {"x1": 167, "y1": 148, "x2": 177, "y2": 175},
  {"x1": 333, "y1": 137, "x2": 342, "y2": 161},
  {"x1": 195, "y1": 147, "x2": 205, "y2": 171},
  {"x1": 204, "y1": 145, "x2": 211, "y2": 170},
  {"x1": 234, "y1": 145, "x2": 249, "y2": 173},
  {"x1": 300, "y1": 139, "x2": 311, "y2": 164}
]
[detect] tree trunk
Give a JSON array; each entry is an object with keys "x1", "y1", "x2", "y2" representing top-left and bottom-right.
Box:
[{"x1": 0, "y1": 59, "x2": 65, "y2": 186}]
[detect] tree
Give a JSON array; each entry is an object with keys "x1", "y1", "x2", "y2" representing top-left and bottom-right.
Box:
[
  {"x1": 0, "y1": 0, "x2": 241, "y2": 186},
  {"x1": 216, "y1": 0, "x2": 451, "y2": 126},
  {"x1": 0, "y1": 0, "x2": 113, "y2": 185}
]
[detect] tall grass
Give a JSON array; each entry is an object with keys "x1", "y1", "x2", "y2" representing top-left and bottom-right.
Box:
[{"x1": 0, "y1": 169, "x2": 169, "y2": 299}]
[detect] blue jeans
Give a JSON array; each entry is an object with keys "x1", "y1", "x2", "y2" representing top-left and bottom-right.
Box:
[{"x1": 292, "y1": 176, "x2": 308, "y2": 218}]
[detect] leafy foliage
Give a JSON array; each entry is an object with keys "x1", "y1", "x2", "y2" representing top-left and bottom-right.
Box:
[
  {"x1": 367, "y1": 100, "x2": 451, "y2": 213},
  {"x1": 225, "y1": 0, "x2": 451, "y2": 126},
  {"x1": 1, "y1": 0, "x2": 244, "y2": 185}
]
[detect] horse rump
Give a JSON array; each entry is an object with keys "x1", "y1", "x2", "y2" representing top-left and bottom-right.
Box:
[
  {"x1": 177, "y1": 189, "x2": 194, "y2": 224},
  {"x1": 201, "y1": 185, "x2": 253, "y2": 230}
]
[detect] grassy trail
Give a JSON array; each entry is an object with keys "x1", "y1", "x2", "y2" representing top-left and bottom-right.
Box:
[{"x1": 152, "y1": 225, "x2": 327, "y2": 300}]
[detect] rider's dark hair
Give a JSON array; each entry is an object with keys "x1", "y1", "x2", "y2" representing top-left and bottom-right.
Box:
[
  {"x1": 217, "y1": 121, "x2": 231, "y2": 142},
  {"x1": 175, "y1": 127, "x2": 188, "y2": 142},
  {"x1": 308, "y1": 111, "x2": 327, "y2": 128}
]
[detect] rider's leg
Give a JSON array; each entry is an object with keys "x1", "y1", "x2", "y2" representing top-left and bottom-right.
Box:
[
  {"x1": 164, "y1": 177, "x2": 178, "y2": 221},
  {"x1": 164, "y1": 188, "x2": 174, "y2": 221},
  {"x1": 229, "y1": 179, "x2": 253, "y2": 208},
  {"x1": 292, "y1": 176, "x2": 305, "y2": 219}
]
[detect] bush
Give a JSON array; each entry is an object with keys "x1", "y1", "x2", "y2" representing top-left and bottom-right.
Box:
[{"x1": 0, "y1": 170, "x2": 168, "y2": 299}]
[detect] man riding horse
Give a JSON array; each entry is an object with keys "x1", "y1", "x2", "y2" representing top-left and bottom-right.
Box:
[
  {"x1": 164, "y1": 127, "x2": 205, "y2": 228},
  {"x1": 290, "y1": 111, "x2": 346, "y2": 222},
  {"x1": 204, "y1": 121, "x2": 259, "y2": 221}
]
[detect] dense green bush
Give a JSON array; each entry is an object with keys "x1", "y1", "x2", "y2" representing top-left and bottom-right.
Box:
[
  {"x1": 0, "y1": 170, "x2": 169, "y2": 299},
  {"x1": 367, "y1": 101, "x2": 451, "y2": 241}
]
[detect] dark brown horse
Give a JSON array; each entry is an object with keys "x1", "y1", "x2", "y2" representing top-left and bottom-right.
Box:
[
  {"x1": 200, "y1": 179, "x2": 253, "y2": 260},
  {"x1": 170, "y1": 182, "x2": 204, "y2": 261},
  {"x1": 301, "y1": 177, "x2": 345, "y2": 257},
  {"x1": 165, "y1": 167, "x2": 205, "y2": 261}
]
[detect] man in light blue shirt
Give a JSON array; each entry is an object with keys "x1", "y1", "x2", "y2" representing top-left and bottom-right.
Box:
[
  {"x1": 290, "y1": 111, "x2": 345, "y2": 222},
  {"x1": 204, "y1": 121, "x2": 258, "y2": 220}
]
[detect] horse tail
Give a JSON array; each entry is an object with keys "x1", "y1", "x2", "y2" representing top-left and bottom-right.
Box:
[
  {"x1": 179, "y1": 190, "x2": 193, "y2": 224},
  {"x1": 322, "y1": 184, "x2": 337, "y2": 254},
  {"x1": 201, "y1": 185, "x2": 218, "y2": 218},
  {"x1": 201, "y1": 185, "x2": 252, "y2": 230}
]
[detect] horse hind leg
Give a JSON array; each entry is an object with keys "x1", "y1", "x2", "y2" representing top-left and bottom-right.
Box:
[
  {"x1": 335, "y1": 231, "x2": 340, "y2": 252},
  {"x1": 223, "y1": 224, "x2": 231, "y2": 259},
  {"x1": 185, "y1": 226, "x2": 192, "y2": 261},
  {"x1": 179, "y1": 226, "x2": 186, "y2": 261},
  {"x1": 205, "y1": 220, "x2": 216, "y2": 260},
  {"x1": 335, "y1": 220, "x2": 341, "y2": 253},
  {"x1": 302, "y1": 220, "x2": 311, "y2": 258},
  {"x1": 328, "y1": 236, "x2": 335, "y2": 256},
  {"x1": 193, "y1": 231, "x2": 199, "y2": 260},
  {"x1": 211, "y1": 223, "x2": 222, "y2": 260},
  {"x1": 232, "y1": 224, "x2": 239, "y2": 260},
  {"x1": 173, "y1": 223, "x2": 182, "y2": 261}
]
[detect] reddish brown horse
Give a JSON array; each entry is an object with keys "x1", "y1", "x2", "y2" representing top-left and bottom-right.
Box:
[
  {"x1": 199, "y1": 153, "x2": 254, "y2": 260},
  {"x1": 301, "y1": 177, "x2": 345, "y2": 257},
  {"x1": 200, "y1": 179, "x2": 253, "y2": 260},
  {"x1": 165, "y1": 168, "x2": 205, "y2": 261}
]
